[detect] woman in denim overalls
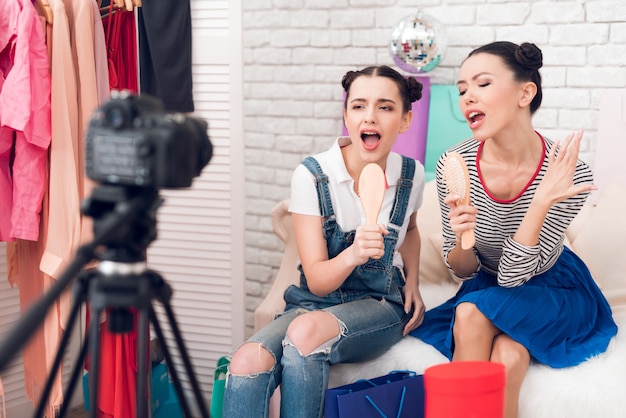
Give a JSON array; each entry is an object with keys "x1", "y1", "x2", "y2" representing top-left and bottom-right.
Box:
[{"x1": 223, "y1": 66, "x2": 427, "y2": 418}]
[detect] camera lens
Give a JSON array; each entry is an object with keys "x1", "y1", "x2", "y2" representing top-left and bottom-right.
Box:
[{"x1": 185, "y1": 117, "x2": 212, "y2": 175}]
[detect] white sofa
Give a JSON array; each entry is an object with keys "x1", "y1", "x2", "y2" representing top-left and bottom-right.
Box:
[{"x1": 254, "y1": 180, "x2": 626, "y2": 418}]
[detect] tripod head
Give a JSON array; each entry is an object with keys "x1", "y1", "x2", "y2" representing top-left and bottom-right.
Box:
[
  {"x1": 81, "y1": 184, "x2": 165, "y2": 335},
  {"x1": 82, "y1": 184, "x2": 162, "y2": 264}
]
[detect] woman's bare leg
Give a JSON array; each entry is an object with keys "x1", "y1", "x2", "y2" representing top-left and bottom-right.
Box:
[
  {"x1": 285, "y1": 311, "x2": 340, "y2": 355},
  {"x1": 490, "y1": 334, "x2": 530, "y2": 418},
  {"x1": 452, "y1": 302, "x2": 500, "y2": 361},
  {"x1": 229, "y1": 342, "x2": 275, "y2": 374},
  {"x1": 229, "y1": 311, "x2": 340, "y2": 374}
]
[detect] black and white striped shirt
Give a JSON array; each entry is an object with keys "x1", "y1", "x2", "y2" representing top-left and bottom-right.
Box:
[{"x1": 436, "y1": 134, "x2": 592, "y2": 287}]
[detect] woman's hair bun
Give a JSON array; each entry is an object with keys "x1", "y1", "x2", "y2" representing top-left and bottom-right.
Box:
[
  {"x1": 341, "y1": 71, "x2": 359, "y2": 92},
  {"x1": 406, "y1": 77, "x2": 423, "y2": 102},
  {"x1": 515, "y1": 42, "x2": 543, "y2": 71}
]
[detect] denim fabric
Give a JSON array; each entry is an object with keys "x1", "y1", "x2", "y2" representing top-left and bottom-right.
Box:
[{"x1": 222, "y1": 156, "x2": 415, "y2": 418}]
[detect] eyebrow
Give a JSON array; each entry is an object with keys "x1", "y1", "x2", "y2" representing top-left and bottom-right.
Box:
[
  {"x1": 349, "y1": 98, "x2": 397, "y2": 105},
  {"x1": 457, "y1": 72, "x2": 492, "y2": 85}
]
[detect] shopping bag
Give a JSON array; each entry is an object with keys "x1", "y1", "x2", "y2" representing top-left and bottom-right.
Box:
[
  {"x1": 424, "y1": 84, "x2": 473, "y2": 181},
  {"x1": 209, "y1": 355, "x2": 231, "y2": 418},
  {"x1": 325, "y1": 370, "x2": 425, "y2": 418}
]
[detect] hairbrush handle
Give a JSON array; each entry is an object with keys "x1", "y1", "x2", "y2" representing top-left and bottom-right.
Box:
[
  {"x1": 359, "y1": 163, "x2": 386, "y2": 259},
  {"x1": 461, "y1": 228, "x2": 475, "y2": 250},
  {"x1": 443, "y1": 152, "x2": 475, "y2": 250},
  {"x1": 359, "y1": 163, "x2": 385, "y2": 226}
]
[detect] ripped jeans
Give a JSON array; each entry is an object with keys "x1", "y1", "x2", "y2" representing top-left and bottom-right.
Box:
[{"x1": 222, "y1": 297, "x2": 410, "y2": 418}]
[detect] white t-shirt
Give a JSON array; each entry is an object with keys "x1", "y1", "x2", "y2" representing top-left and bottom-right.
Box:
[{"x1": 289, "y1": 136, "x2": 425, "y2": 269}]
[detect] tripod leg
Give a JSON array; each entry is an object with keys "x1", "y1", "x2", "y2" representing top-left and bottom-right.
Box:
[
  {"x1": 33, "y1": 275, "x2": 87, "y2": 418},
  {"x1": 57, "y1": 322, "x2": 90, "y2": 417},
  {"x1": 136, "y1": 308, "x2": 150, "y2": 418},
  {"x1": 159, "y1": 301, "x2": 210, "y2": 418},
  {"x1": 147, "y1": 271, "x2": 209, "y2": 417},
  {"x1": 149, "y1": 308, "x2": 195, "y2": 418},
  {"x1": 88, "y1": 305, "x2": 103, "y2": 418}
]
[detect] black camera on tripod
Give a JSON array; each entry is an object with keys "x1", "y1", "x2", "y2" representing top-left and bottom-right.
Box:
[
  {"x1": 0, "y1": 92, "x2": 214, "y2": 418},
  {"x1": 81, "y1": 92, "x2": 213, "y2": 262},
  {"x1": 85, "y1": 90, "x2": 213, "y2": 189}
]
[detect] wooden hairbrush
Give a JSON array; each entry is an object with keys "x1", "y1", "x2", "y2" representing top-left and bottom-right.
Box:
[
  {"x1": 443, "y1": 152, "x2": 475, "y2": 250},
  {"x1": 359, "y1": 163, "x2": 386, "y2": 259}
]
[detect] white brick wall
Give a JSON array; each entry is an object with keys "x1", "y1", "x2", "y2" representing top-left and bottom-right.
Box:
[{"x1": 242, "y1": 0, "x2": 626, "y2": 336}]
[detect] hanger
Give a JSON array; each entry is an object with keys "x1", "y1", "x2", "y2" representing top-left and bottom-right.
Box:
[
  {"x1": 99, "y1": 0, "x2": 140, "y2": 18},
  {"x1": 99, "y1": 0, "x2": 125, "y2": 17},
  {"x1": 35, "y1": 0, "x2": 54, "y2": 25}
]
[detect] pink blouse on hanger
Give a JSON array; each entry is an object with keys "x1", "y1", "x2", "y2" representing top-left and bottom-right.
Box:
[{"x1": 0, "y1": 0, "x2": 51, "y2": 242}]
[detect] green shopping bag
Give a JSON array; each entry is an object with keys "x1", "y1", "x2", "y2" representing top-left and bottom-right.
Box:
[
  {"x1": 210, "y1": 356, "x2": 231, "y2": 418},
  {"x1": 424, "y1": 84, "x2": 473, "y2": 181}
]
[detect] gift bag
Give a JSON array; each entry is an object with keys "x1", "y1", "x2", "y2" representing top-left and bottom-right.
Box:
[
  {"x1": 424, "y1": 84, "x2": 473, "y2": 181},
  {"x1": 325, "y1": 370, "x2": 425, "y2": 418},
  {"x1": 209, "y1": 356, "x2": 231, "y2": 418}
]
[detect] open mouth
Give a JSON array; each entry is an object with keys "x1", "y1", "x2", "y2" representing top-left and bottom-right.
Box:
[
  {"x1": 467, "y1": 111, "x2": 485, "y2": 128},
  {"x1": 361, "y1": 131, "x2": 381, "y2": 150}
]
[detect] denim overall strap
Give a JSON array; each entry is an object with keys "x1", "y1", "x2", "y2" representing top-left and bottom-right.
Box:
[
  {"x1": 284, "y1": 156, "x2": 414, "y2": 310},
  {"x1": 302, "y1": 156, "x2": 334, "y2": 219},
  {"x1": 389, "y1": 156, "x2": 415, "y2": 229}
]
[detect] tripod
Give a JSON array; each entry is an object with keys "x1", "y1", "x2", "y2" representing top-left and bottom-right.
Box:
[{"x1": 0, "y1": 185, "x2": 210, "y2": 418}]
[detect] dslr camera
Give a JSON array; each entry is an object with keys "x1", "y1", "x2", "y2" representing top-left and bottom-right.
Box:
[{"x1": 85, "y1": 91, "x2": 213, "y2": 189}]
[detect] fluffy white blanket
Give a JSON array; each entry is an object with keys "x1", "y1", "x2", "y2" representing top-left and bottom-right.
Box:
[{"x1": 328, "y1": 284, "x2": 626, "y2": 418}]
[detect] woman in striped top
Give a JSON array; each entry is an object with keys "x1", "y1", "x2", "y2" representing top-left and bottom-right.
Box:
[{"x1": 411, "y1": 41, "x2": 617, "y2": 418}]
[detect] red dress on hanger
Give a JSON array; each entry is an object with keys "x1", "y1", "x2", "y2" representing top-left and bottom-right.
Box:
[{"x1": 86, "y1": 5, "x2": 142, "y2": 418}]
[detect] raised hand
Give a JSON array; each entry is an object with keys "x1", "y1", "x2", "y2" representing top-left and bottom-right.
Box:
[{"x1": 535, "y1": 129, "x2": 595, "y2": 205}]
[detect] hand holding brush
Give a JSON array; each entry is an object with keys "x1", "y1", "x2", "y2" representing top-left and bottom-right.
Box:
[
  {"x1": 358, "y1": 163, "x2": 386, "y2": 260},
  {"x1": 443, "y1": 152, "x2": 476, "y2": 250}
]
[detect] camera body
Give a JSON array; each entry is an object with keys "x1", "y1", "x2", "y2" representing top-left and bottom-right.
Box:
[{"x1": 85, "y1": 91, "x2": 212, "y2": 189}]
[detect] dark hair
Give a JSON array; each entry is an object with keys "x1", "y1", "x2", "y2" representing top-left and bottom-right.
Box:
[
  {"x1": 467, "y1": 41, "x2": 543, "y2": 114},
  {"x1": 342, "y1": 65, "x2": 423, "y2": 113}
]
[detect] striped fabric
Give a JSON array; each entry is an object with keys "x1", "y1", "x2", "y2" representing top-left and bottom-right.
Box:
[{"x1": 435, "y1": 133, "x2": 592, "y2": 287}]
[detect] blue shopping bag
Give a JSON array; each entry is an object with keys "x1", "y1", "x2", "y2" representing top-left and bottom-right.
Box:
[{"x1": 324, "y1": 370, "x2": 425, "y2": 418}]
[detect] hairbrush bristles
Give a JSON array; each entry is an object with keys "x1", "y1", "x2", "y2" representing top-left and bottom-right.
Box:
[
  {"x1": 443, "y1": 152, "x2": 475, "y2": 249},
  {"x1": 443, "y1": 152, "x2": 470, "y2": 205}
]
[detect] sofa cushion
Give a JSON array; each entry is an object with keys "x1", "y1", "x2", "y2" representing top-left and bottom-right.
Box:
[
  {"x1": 419, "y1": 232, "x2": 452, "y2": 286},
  {"x1": 565, "y1": 198, "x2": 594, "y2": 244},
  {"x1": 569, "y1": 183, "x2": 626, "y2": 316},
  {"x1": 417, "y1": 181, "x2": 458, "y2": 287},
  {"x1": 417, "y1": 181, "x2": 441, "y2": 239}
]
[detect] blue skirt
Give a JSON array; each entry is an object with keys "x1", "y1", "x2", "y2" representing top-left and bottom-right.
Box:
[{"x1": 410, "y1": 247, "x2": 618, "y2": 368}]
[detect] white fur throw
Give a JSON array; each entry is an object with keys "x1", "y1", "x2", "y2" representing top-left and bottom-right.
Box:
[
  {"x1": 259, "y1": 182, "x2": 626, "y2": 418},
  {"x1": 328, "y1": 283, "x2": 626, "y2": 418}
]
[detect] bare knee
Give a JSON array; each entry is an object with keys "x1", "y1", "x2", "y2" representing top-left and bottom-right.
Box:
[
  {"x1": 491, "y1": 335, "x2": 530, "y2": 385},
  {"x1": 286, "y1": 311, "x2": 340, "y2": 356},
  {"x1": 453, "y1": 302, "x2": 497, "y2": 338},
  {"x1": 228, "y1": 342, "x2": 275, "y2": 375}
]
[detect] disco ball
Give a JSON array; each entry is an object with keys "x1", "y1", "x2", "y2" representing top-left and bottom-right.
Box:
[{"x1": 389, "y1": 12, "x2": 447, "y2": 74}]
